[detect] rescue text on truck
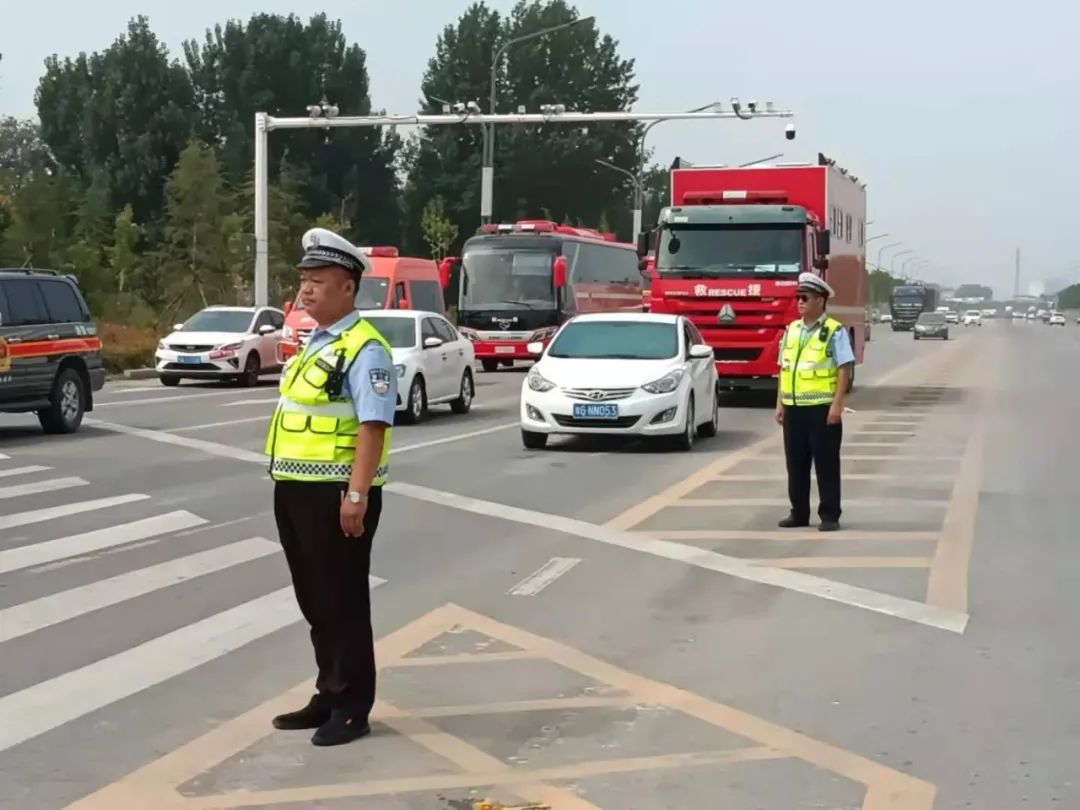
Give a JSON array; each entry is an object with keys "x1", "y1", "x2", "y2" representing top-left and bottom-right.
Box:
[
  {"x1": 455, "y1": 219, "x2": 642, "y2": 372},
  {"x1": 637, "y1": 155, "x2": 867, "y2": 394}
]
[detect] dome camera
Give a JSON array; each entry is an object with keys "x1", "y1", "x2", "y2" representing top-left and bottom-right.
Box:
[{"x1": 785, "y1": 123, "x2": 796, "y2": 141}]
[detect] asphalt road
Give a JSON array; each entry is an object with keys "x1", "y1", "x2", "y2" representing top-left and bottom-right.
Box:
[{"x1": 0, "y1": 317, "x2": 1076, "y2": 809}]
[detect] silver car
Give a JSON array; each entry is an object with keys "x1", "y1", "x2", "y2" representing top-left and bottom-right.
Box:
[{"x1": 914, "y1": 312, "x2": 949, "y2": 340}]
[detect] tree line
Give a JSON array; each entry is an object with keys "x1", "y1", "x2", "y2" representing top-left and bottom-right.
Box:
[{"x1": 0, "y1": 1, "x2": 670, "y2": 327}]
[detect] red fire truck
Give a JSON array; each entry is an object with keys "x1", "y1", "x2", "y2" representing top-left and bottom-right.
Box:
[
  {"x1": 455, "y1": 219, "x2": 642, "y2": 372},
  {"x1": 638, "y1": 153, "x2": 868, "y2": 392}
]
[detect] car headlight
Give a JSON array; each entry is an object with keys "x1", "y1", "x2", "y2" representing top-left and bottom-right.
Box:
[
  {"x1": 157, "y1": 341, "x2": 166, "y2": 350},
  {"x1": 527, "y1": 369, "x2": 556, "y2": 392},
  {"x1": 642, "y1": 368, "x2": 685, "y2": 394},
  {"x1": 217, "y1": 342, "x2": 243, "y2": 352},
  {"x1": 394, "y1": 363, "x2": 406, "y2": 378}
]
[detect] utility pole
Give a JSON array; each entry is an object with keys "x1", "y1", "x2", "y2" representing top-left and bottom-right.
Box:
[
  {"x1": 1014, "y1": 246, "x2": 1021, "y2": 298},
  {"x1": 251, "y1": 105, "x2": 794, "y2": 306}
]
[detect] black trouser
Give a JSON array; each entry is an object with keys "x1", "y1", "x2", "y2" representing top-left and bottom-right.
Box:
[
  {"x1": 273, "y1": 480, "x2": 383, "y2": 717},
  {"x1": 782, "y1": 404, "x2": 842, "y2": 523}
]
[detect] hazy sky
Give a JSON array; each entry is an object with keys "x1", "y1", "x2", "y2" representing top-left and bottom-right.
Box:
[{"x1": 2, "y1": 0, "x2": 1078, "y2": 296}]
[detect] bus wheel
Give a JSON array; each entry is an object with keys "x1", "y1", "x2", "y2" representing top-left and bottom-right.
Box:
[{"x1": 481, "y1": 359, "x2": 499, "y2": 373}]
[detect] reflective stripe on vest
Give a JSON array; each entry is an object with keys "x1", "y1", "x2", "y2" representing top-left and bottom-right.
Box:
[
  {"x1": 779, "y1": 317, "x2": 842, "y2": 407},
  {"x1": 264, "y1": 318, "x2": 393, "y2": 484}
]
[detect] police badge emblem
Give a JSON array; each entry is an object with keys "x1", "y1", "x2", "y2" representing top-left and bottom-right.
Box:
[{"x1": 369, "y1": 368, "x2": 391, "y2": 395}]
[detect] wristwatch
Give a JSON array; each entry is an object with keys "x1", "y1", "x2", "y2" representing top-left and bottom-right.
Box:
[{"x1": 346, "y1": 490, "x2": 366, "y2": 504}]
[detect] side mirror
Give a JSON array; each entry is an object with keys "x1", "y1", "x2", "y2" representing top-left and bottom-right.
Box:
[
  {"x1": 423, "y1": 336, "x2": 443, "y2": 349},
  {"x1": 816, "y1": 229, "x2": 831, "y2": 257},
  {"x1": 438, "y1": 258, "x2": 453, "y2": 289},
  {"x1": 258, "y1": 324, "x2": 276, "y2": 335},
  {"x1": 173, "y1": 323, "x2": 184, "y2": 331},
  {"x1": 636, "y1": 231, "x2": 650, "y2": 256},
  {"x1": 552, "y1": 256, "x2": 568, "y2": 289},
  {"x1": 689, "y1": 343, "x2": 714, "y2": 360},
  {"x1": 526, "y1": 341, "x2": 545, "y2": 356}
]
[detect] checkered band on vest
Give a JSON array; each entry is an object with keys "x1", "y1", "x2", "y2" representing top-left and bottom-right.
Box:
[{"x1": 269, "y1": 459, "x2": 388, "y2": 480}]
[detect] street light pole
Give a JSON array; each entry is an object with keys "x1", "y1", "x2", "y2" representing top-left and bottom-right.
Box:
[
  {"x1": 594, "y1": 159, "x2": 642, "y2": 236},
  {"x1": 866, "y1": 232, "x2": 889, "y2": 243},
  {"x1": 251, "y1": 105, "x2": 794, "y2": 306},
  {"x1": 890, "y1": 249, "x2": 913, "y2": 275},
  {"x1": 876, "y1": 242, "x2": 902, "y2": 272},
  {"x1": 483, "y1": 15, "x2": 595, "y2": 224},
  {"x1": 901, "y1": 255, "x2": 920, "y2": 275}
]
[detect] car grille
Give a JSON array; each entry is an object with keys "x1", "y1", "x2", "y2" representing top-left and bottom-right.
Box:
[
  {"x1": 163, "y1": 362, "x2": 220, "y2": 371},
  {"x1": 552, "y1": 414, "x2": 641, "y2": 428},
  {"x1": 562, "y1": 387, "x2": 636, "y2": 402},
  {"x1": 167, "y1": 343, "x2": 215, "y2": 352},
  {"x1": 476, "y1": 330, "x2": 531, "y2": 341}
]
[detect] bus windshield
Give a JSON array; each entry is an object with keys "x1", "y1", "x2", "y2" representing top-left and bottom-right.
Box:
[
  {"x1": 656, "y1": 224, "x2": 802, "y2": 277},
  {"x1": 460, "y1": 247, "x2": 556, "y2": 309}
]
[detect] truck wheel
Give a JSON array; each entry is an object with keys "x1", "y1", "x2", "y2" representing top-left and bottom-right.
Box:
[
  {"x1": 38, "y1": 367, "x2": 86, "y2": 434},
  {"x1": 481, "y1": 359, "x2": 499, "y2": 373}
]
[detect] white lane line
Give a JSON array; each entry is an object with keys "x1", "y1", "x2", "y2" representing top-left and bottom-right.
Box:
[
  {"x1": 167, "y1": 416, "x2": 269, "y2": 433},
  {"x1": 84, "y1": 419, "x2": 267, "y2": 464},
  {"x1": 391, "y1": 422, "x2": 518, "y2": 455},
  {"x1": 0, "y1": 511, "x2": 207, "y2": 575},
  {"x1": 0, "y1": 465, "x2": 52, "y2": 479},
  {"x1": 0, "y1": 494, "x2": 150, "y2": 532},
  {"x1": 508, "y1": 557, "x2": 582, "y2": 596},
  {"x1": 0, "y1": 477, "x2": 88, "y2": 501},
  {"x1": 386, "y1": 482, "x2": 969, "y2": 634},
  {"x1": 94, "y1": 390, "x2": 271, "y2": 409},
  {"x1": 221, "y1": 398, "x2": 279, "y2": 408},
  {"x1": 0, "y1": 576, "x2": 386, "y2": 753},
  {"x1": 0, "y1": 453, "x2": 9, "y2": 460},
  {"x1": 0, "y1": 538, "x2": 281, "y2": 643}
]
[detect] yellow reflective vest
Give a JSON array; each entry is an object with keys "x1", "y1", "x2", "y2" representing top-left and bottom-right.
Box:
[
  {"x1": 265, "y1": 318, "x2": 393, "y2": 484},
  {"x1": 779, "y1": 316, "x2": 843, "y2": 407}
]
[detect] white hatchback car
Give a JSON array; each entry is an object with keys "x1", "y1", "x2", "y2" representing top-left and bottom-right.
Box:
[
  {"x1": 962, "y1": 310, "x2": 982, "y2": 326},
  {"x1": 155, "y1": 306, "x2": 284, "y2": 386},
  {"x1": 1048, "y1": 312, "x2": 1066, "y2": 326},
  {"x1": 519, "y1": 312, "x2": 719, "y2": 451},
  {"x1": 361, "y1": 310, "x2": 476, "y2": 423}
]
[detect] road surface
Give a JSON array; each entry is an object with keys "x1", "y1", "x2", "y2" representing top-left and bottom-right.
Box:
[{"x1": 1, "y1": 317, "x2": 1075, "y2": 809}]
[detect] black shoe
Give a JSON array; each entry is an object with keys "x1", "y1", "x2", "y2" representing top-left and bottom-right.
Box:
[
  {"x1": 311, "y1": 710, "x2": 371, "y2": 746},
  {"x1": 819, "y1": 520, "x2": 841, "y2": 532},
  {"x1": 778, "y1": 515, "x2": 810, "y2": 528},
  {"x1": 272, "y1": 695, "x2": 330, "y2": 730}
]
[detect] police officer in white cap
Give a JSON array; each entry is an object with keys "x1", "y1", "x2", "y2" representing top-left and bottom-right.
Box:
[
  {"x1": 774, "y1": 272, "x2": 855, "y2": 531},
  {"x1": 264, "y1": 227, "x2": 397, "y2": 745}
]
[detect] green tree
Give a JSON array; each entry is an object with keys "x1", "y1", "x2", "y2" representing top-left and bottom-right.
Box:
[
  {"x1": 183, "y1": 13, "x2": 401, "y2": 246},
  {"x1": 0, "y1": 168, "x2": 78, "y2": 269},
  {"x1": 107, "y1": 205, "x2": 143, "y2": 296},
  {"x1": 402, "y1": 0, "x2": 641, "y2": 252},
  {"x1": 35, "y1": 16, "x2": 195, "y2": 225},
  {"x1": 0, "y1": 117, "x2": 59, "y2": 256},
  {"x1": 420, "y1": 196, "x2": 459, "y2": 260},
  {"x1": 1057, "y1": 283, "x2": 1080, "y2": 310}
]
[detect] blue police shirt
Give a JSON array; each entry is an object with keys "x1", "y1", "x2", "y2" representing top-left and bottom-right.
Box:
[
  {"x1": 795, "y1": 314, "x2": 856, "y2": 367},
  {"x1": 301, "y1": 311, "x2": 397, "y2": 424}
]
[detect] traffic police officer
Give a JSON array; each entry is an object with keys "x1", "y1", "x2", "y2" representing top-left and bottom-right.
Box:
[
  {"x1": 774, "y1": 272, "x2": 855, "y2": 532},
  {"x1": 265, "y1": 227, "x2": 397, "y2": 746}
]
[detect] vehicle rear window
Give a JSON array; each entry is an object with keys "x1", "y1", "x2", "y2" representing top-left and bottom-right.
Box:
[
  {"x1": 918, "y1": 313, "x2": 945, "y2": 323},
  {"x1": 39, "y1": 279, "x2": 87, "y2": 323},
  {"x1": 548, "y1": 321, "x2": 678, "y2": 360},
  {"x1": 0, "y1": 279, "x2": 49, "y2": 325}
]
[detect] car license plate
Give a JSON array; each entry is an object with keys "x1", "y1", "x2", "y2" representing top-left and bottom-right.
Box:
[
  {"x1": 573, "y1": 403, "x2": 619, "y2": 420},
  {"x1": 179, "y1": 355, "x2": 203, "y2": 364},
  {"x1": 494, "y1": 345, "x2": 516, "y2": 354}
]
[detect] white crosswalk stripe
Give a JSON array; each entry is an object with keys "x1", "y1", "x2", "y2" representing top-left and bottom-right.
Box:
[{"x1": 0, "y1": 451, "x2": 388, "y2": 755}]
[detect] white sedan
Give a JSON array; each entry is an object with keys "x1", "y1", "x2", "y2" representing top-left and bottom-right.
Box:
[
  {"x1": 962, "y1": 310, "x2": 982, "y2": 326},
  {"x1": 155, "y1": 306, "x2": 284, "y2": 386},
  {"x1": 1048, "y1": 312, "x2": 1066, "y2": 326},
  {"x1": 361, "y1": 311, "x2": 476, "y2": 424},
  {"x1": 519, "y1": 312, "x2": 719, "y2": 451}
]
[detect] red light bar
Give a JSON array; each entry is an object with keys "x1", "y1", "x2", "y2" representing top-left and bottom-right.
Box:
[
  {"x1": 515, "y1": 219, "x2": 557, "y2": 232},
  {"x1": 683, "y1": 189, "x2": 789, "y2": 205},
  {"x1": 359, "y1": 246, "x2": 400, "y2": 257}
]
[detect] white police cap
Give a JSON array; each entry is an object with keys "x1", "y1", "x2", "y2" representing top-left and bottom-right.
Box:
[
  {"x1": 797, "y1": 272, "x2": 834, "y2": 298},
  {"x1": 296, "y1": 227, "x2": 371, "y2": 276}
]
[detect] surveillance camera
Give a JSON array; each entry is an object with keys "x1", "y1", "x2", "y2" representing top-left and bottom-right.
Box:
[
  {"x1": 553, "y1": 103, "x2": 566, "y2": 114},
  {"x1": 441, "y1": 104, "x2": 451, "y2": 114},
  {"x1": 730, "y1": 97, "x2": 741, "y2": 110},
  {"x1": 325, "y1": 105, "x2": 339, "y2": 119},
  {"x1": 466, "y1": 100, "x2": 481, "y2": 113},
  {"x1": 306, "y1": 105, "x2": 322, "y2": 118},
  {"x1": 748, "y1": 100, "x2": 758, "y2": 112},
  {"x1": 452, "y1": 102, "x2": 466, "y2": 113},
  {"x1": 785, "y1": 123, "x2": 796, "y2": 141}
]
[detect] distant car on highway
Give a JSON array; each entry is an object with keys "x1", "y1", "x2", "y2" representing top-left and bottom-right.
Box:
[
  {"x1": 1011, "y1": 310, "x2": 1026, "y2": 319},
  {"x1": 962, "y1": 310, "x2": 982, "y2": 326},
  {"x1": 155, "y1": 305, "x2": 284, "y2": 387},
  {"x1": 944, "y1": 311, "x2": 959, "y2": 324},
  {"x1": 879, "y1": 313, "x2": 892, "y2": 323},
  {"x1": 519, "y1": 312, "x2": 718, "y2": 451},
  {"x1": 1048, "y1": 312, "x2": 1066, "y2": 326},
  {"x1": 914, "y1": 311, "x2": 949, "y2": 340},
  {"x1": 981, "y1": 308, "x2": 996, "y2": 318},
  {"x1": 359, "y1": 310, "x2": 475, "y2": 424}
]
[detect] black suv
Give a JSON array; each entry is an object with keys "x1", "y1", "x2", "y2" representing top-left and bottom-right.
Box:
[{"x1": 0, "y1": 269, "x2": 106, "y2": 433}]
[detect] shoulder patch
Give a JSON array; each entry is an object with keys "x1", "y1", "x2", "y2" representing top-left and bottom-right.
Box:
[{"x1": 369, "y1": 367, "x2": 391, "y2": 396}]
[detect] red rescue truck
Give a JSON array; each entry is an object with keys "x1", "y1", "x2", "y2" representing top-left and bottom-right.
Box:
[{"x1": 638, "y1": 153, "x2": 868, "y2": 392}]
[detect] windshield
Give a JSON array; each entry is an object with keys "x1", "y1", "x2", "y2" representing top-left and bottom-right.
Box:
[
  {"x1": 656, "y1": 224, "x2": 802, "y2": 277},
  {"x1": 361, "y1": 317, "x2": 416, "y2": 348},
  {"x1": 292, "y1": 277, "x2": 390, "y2": 312},
  {"x1": 918, "y1": 313, "x2": 945, "y2": 324},
  {"x1": 892, "y1": 286, "x2": 925, "y2": 298},
  {"x1": 547, "y1": 321, "x2": 678, "y2": 360},
  {"x1": 460, "y1": 247, "x2": 556, "y2": 309},
  {"x1": 180, "y1": 310, "x2": 253, "y2": 332}
]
